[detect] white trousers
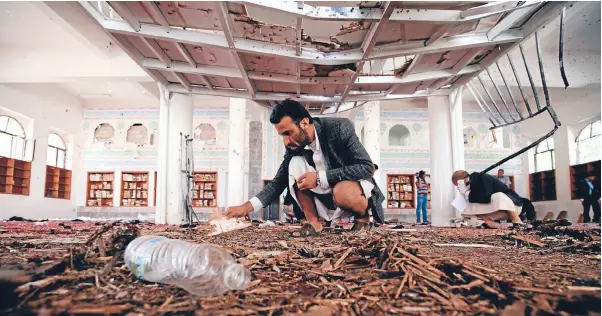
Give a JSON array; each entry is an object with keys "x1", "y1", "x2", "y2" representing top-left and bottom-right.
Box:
[{"x1": 288, "y1": 156, "x2": 374, "y2": 221}]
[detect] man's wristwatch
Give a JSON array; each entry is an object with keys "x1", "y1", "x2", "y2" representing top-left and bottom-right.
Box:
[{"x1": 315, "y1": 172, "x2": 321, "y2": 187}]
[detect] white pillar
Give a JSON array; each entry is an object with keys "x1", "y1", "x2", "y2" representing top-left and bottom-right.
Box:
[
  {"x1": 553, "y1": 124, "x2": 573, "y2": 215},
  {"x1": 228, "y1": 98, "x2": 246, "y2": 206},
  {"x1": 428, "y1": 96, "x2": 455, "y2": 226},
  {"x1": 364, "y1": 101, "x2": 381, "y2": 182},
  {"x1": 449, "y1": 87, "x2": 465, "y2": 172},
  {"x1": 156, "y1": 88, "x2": 193, "y2": 225}
]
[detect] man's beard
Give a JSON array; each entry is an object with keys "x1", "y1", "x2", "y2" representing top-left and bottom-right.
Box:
[{"x1": 288, "y1": 127, "x2": 311, "y2": 152}]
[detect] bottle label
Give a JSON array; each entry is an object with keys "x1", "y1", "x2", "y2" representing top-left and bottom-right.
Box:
[{"x1": 131, "y1": 237, "x2": 164, "y2": 279}]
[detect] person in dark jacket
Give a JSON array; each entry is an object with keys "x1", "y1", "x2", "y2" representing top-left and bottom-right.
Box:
[
  {"x1": 452, "y1": 170, "x2": 524, "y2": 228},
  {"x1": 579, "y1": 171, "x2": 600, "y2": 223}
]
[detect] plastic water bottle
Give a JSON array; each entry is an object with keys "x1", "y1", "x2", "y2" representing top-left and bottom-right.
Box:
[{"x1": 124, "y1": 236, "x2": 251, "y2": 297}]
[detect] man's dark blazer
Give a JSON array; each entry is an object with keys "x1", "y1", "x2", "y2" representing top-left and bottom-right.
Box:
[
  {"x1": 578, "y1": 179, "x2": 601, "y2": 202},
  {"x1": 468, "y1": 172, "x2": 523, "y2": 206},
  {"x1": 255, "y1": 117, "x2": 385, "y2": 223}
]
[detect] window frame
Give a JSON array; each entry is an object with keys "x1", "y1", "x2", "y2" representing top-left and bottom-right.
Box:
[
  {"x1": 0, "y1": 115, "x2": 26, "y2": 160},
  {"x1": 535, "y1": 138, "x2": 555, "y2": 172},
  {"x1": 388, "y1": 124, "x2": 411, "y2": 147},
  {"x1": 47, "y1": 133, "x2": 67, "y2": 169},
  {"x1": 575, "y1": 120, "x2": 601, "y2": 164}
]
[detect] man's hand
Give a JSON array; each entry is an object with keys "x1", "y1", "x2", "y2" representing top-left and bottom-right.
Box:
[
  {"x1": 225, "y1": 201, "x2": 253, "y2": 219},
  {"x1": 297, "y1": 172, "x2": 318, "y2": 190}
]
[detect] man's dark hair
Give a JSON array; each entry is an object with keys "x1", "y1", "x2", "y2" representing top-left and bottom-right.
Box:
[
  {"x1": 269, "y1": 99, "x2": 313, "y2": 125},
  {"x1": 498, "y1": 169, "x2": 504, "y2": 172},
  {"x1": 374, "y1": 164, "x2": 379, "y2": 171}
]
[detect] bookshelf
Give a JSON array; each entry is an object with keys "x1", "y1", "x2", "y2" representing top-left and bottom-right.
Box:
[
  {"x1": 529, "y1": 170, "x2": 556, "y2": 202},
  {"x1": 121, "y1": 172, "x2": 149, "y2": 207},
  {"x1": 45, "y1": 166, "x2": 72, "y2": 199},
  {"x1": 193, "y1": 171, "x2": 218, "y2": 208},
  {"x1": 87, "y1": 172, "x2": 114, "y2": 207},
  {"x1": 387, "y1": 174, "x2": 415, "y2": 209},
  {"x1": 0, "y1": 157, "x2": 31, "y2": 196},
  {"x1": 570, "y1": 160, "x2": 601, "y2": 200}
]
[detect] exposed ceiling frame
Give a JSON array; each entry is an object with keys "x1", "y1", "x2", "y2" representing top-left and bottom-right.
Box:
[
  {"x1": 336, "y1": 1, "x2": 395, "y2": 112},
  {"x1": 233, "y1": 0, "x2": 538, "y2": 23},
  {"x1": 486, "y1": 3, "x2": 543, "y2": 40},
  {"x1": 460, "y1": 1, "x2": 525, "y2": 19},
  {"x1": 427, "y1": 47, "x2": 485, "y2": 92},
  {"x1": 385, "y1": 54, "x2": 424, "y2": 95},
  {"x1": 140, "y1": 37, "x2": 171, "y2": 67},
  {"x1": 452, "y1": 1, "x2": 573, "y2": 88},
  {"x1": 141, "y1": 1, "x2": 170, "y2": 33},
  {"x1": 215, "y1": 2, "x2": 256, "y2": 97},
  {"x1": 100, "y1": 18, "x2": 524, "y2": 65},
  {"x1": 174, "y1": 42, "x2": 213, "y2": 90},
  {"x1": 106, "y1": 1, "x2": 140, "y2": 31},
  {"x1": 296, "y1": 17, "x2": 303, "y2": 98}
]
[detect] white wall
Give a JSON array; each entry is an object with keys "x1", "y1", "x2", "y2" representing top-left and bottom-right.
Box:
[
  {"x1": 518, "y1": 88, "x2": 601, "y2": 221},
  {"x1": 0, "y1": 83, "x2": 83, "y2": 219}
]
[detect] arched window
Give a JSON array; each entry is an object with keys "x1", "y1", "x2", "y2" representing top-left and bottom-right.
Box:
[
  {"x1": 126, "y1": 123, "x2": 148, "y2": 146},
  {"x1": 47, "y1": 133, "x2": 67, "y2": 168},
  {"x1": 94, "y1": 123, "x2": 115, "y2": 143},
  {"x1": 535, "y1": 138, "x2": 555, "y2": 172},
  {"x1": 463, "y1": 127, "x2": 478, "y2": 148},
  {"x1": 0, "y1": 115, "x2": 26, "y2": 160},
  {"x1": 194, "y1": 123, "x2": 216, "y2": 145},
  {"x1": 388, "y1": 124, "x2": 411, "y2": 146},
  {"x1": 576, "y1": 120, "x2": 601, "y2": 164}
]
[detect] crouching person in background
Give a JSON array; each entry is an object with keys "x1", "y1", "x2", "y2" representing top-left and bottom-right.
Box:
[{"x1": 452, "y1": 170, "x2": 524, "y2": 229}]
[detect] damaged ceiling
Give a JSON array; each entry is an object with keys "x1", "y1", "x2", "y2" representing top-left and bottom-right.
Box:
[{"x1": 81, "y1": 1, "x2": 572, "y2": 113}]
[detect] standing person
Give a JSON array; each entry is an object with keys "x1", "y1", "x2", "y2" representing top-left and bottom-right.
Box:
[
  {"x1": 225, "y1": 99, "x2": 385, "y2": 235},
  {"x1": 415, "y1": 170, "x2": 429, "y2": 224},
  {"x1": 579, "y1": 171, "x2": 601, "y2": 223},
  {"x1": 496, "y1": 169, "x2": 512, "y2": 187}
]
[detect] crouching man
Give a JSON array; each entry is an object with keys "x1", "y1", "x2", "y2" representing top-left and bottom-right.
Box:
[
  {"x1": 451, "y1": 170, "x2": 524, "y2": 229},
  {"x1": 225, "y1": 99, "x2": 385, "y2": 235}
]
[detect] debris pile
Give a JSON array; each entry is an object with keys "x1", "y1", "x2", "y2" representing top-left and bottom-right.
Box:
[{"x1": 0, "y1": 221, "x2": 599, "y2": 315}]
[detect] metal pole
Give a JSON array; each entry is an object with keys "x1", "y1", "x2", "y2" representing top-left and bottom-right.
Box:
[
  {"x1": 495, "y1": 61, "x2": 525, "y2": 120},
  {"x1": 476, "y1": 75, "x2": 510, "y2": 124},
  {"x1": 559, "y1": 7, "x2": 569, "y2": 88},
  {"x1": 467, "y1": 82, "x2": 498, "y2": 126},
  {"x1": 485, "y1": 68, "x2": 516, "y2": 122},
  {"x1": 535, "y1": 31, "x2": 561, "y2": 126},
  {"x1": 507, "y1": 54, "x2": 533, "y2": 116},
  {"x1": 519, "y1": 43, "x2": 542, "y2": 111}
]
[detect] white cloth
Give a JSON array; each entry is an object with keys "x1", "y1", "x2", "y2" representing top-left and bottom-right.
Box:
[
  {"x1": 286, "y1": 156, "x2": 374, "y2": 221},
  {"x1": 497, "y1": 176, "x2": 511, "y2": 187},
  {"x1": 461, "y1": 192, "x2": 522, "y2": 216}
]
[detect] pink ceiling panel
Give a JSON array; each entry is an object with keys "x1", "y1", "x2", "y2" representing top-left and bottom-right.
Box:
[
  {"x1": 168, "y1": 2, "x2": 221, "y2": 30},
  {"x1": 125, "y1": 35, "x2": 156, "y2": 59},
  {"x1": 183, "y1": 44, "x2": 237, "y2": 67},
  {"x1": 184, "y1": 74, "x2": 209, "y2": 86},
  {"x1": 301, "y1": 84, "x2": 327, "y2": 96},
  {"x1": 255, "y1": 81, "x2": 274, "y2": 92},
  {"x1": 410, "y1": 49, "x2": 471, "y2": 73},
  {"x1": 242, "y1": 54, "x2": 297, "y2": 75},
  {"x1": 223, "y1": 78, "x2": 248, "y2": 90},
  {"x1": 121, "y1": 2, "x2": 154, "y2": 24},
  {"x1": 403, "y1": 23, "x2": 442, "y2": 41},
  {"x1": 231, "y1": 15, "x2": 297, "y2": 46},
  {"x1": 155, "y1": 40, "x2": 187, "y2": 63},
  {"x1": 272, "y1": 82, "x2": 298, "y2": 94},
  {"x1": 374, "y1": 24, "x2": 404, "y2": 46},
  {"x1": 157, "y1": 70, "x2": 180, "y2": 84},
  {"x1": 390, "y1": 79, "x2": 437, "y2": 94}
]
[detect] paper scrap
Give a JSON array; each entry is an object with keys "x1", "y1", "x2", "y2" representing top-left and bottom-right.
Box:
[{"x1": 451, "y1": 194, "x2": 470, "y2": 212}]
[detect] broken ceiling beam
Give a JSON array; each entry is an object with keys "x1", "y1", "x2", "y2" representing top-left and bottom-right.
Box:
[
  {"x1": 427, "y1": 47, "x2": 484, "y2": 92},
  {"x1": 141, "y1": 1, "x2": 170, "y2": 33},
  {"x1": 338, "y1": 1, "x2": 395, "y2": 109},
  {"x1": 233, "y1": 0, "x2": 540, "y2": 23},
  {"x1": 460, "y1": 1, "x2": 528, "y2": 19},
  {"x1": 101, "y1": 19, "x2": 523, "y2": 65},
  {"x1": 452, "y1": 1, "x2": 573, "y2": 89},
  {"x1": 106, "y1": 1, "x2": 140, "y2": 32},
  {"x1": 215, "y1": 2, "x2": 256, "y2": 97},
  {"x1": 486, "y1": 3, "x2": 542, "y2": 40},
  {"x1": 143, "y1": 59, "x2": 242, "y2": 79},
  {"x1": 425, "y1": 25, "x2": 452, "y2": 46}
]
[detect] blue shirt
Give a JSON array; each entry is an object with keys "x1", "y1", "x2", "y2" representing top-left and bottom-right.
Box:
[{"x1": 585, "y1": 179, "x2": 594, "y2": 195}]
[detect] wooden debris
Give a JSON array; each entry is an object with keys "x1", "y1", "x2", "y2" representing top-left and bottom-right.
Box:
[
  {"x1": 542, "y1": 211, "x2": 554, "y2": 221},
  {"x1": 0, "y1": 220, "x2": 599, "y2": 315},
  {"x1": 556, "y1": 210, "x2": 568, "y2": 220},
  {"x1": 511, "y1": 235, "x2": 545, "y2": 247}
]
